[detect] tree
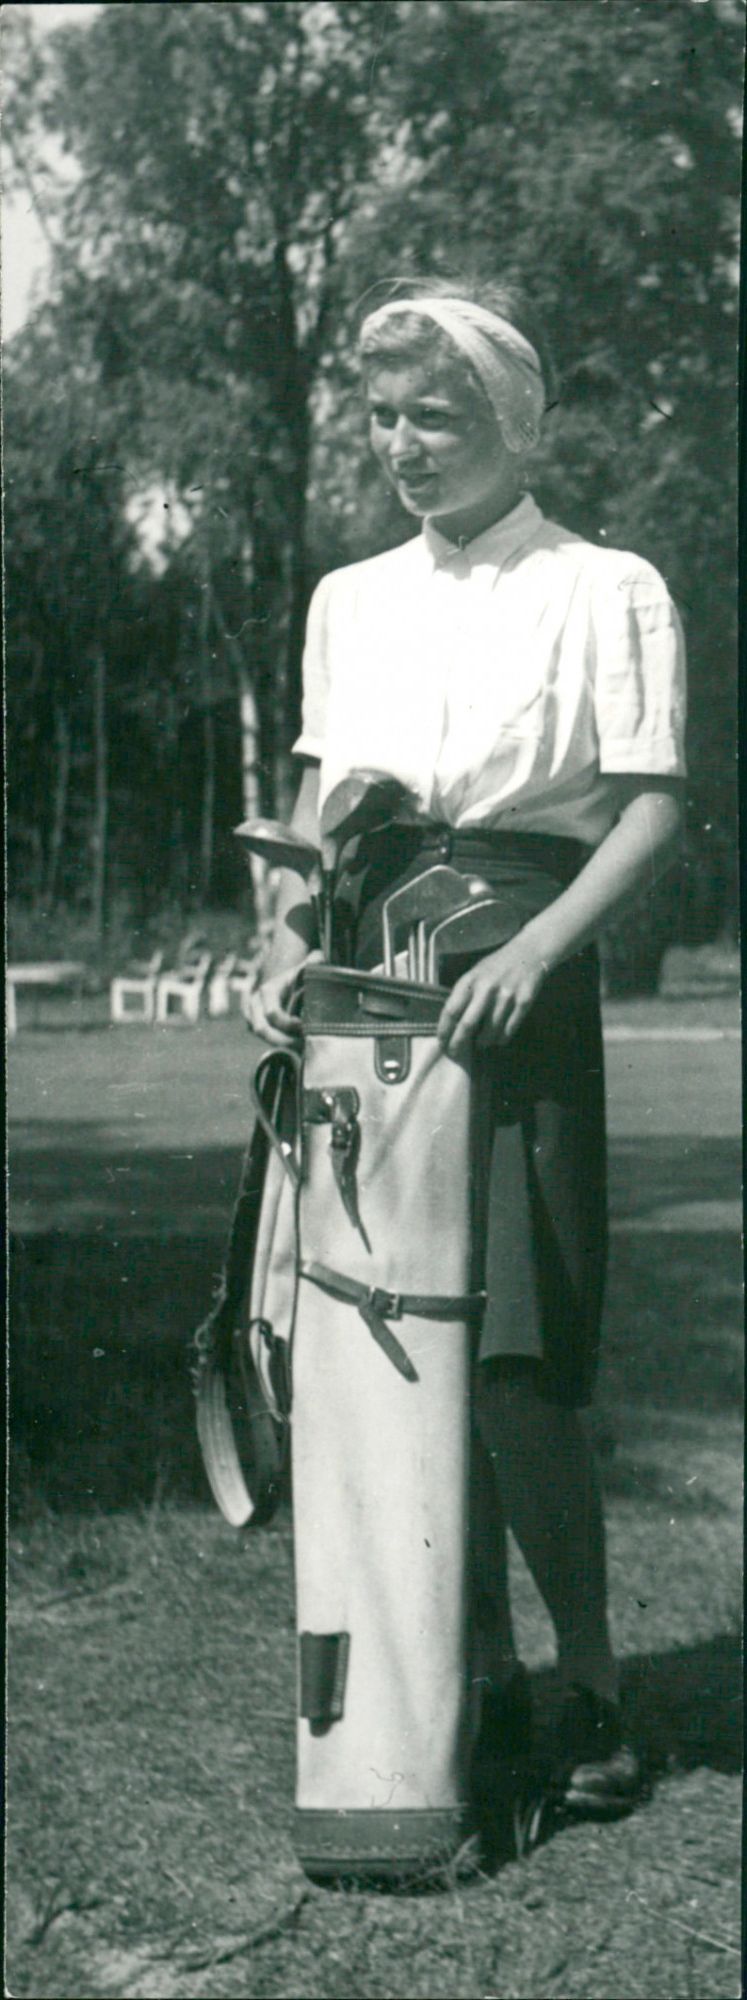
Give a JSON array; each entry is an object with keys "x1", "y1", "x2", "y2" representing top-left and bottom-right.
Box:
[
  {"x1": 4, "y1": 315, "x2": 142, "y2": 934},
  {"x1": 5, "y1": 0, "x2": 741, "y2": 959},
  {"x1": 17, "y1": 1, "x2": 409, "y2": 773},
  {"x1": 320, "y1": 0, "x2": 742, "y2": 941}
]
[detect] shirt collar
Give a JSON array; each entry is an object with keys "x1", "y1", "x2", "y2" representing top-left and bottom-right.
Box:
[{"x1": 423, "y1": 492, "x2": 542, "y2": 571}]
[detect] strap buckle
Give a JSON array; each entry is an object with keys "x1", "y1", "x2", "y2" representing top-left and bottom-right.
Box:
[{"x1": 368, "y1": 1285, "x2": 402, "y2": 1320}]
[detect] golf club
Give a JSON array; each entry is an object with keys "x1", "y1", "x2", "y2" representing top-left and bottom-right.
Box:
[
  {"x1": 234, "y1": 819, "x2": 320, "y2": 878},
  {"x1": 234, "y1": 819, "x2": 328, "y2": 955},
  {"x1": 320, "y1": 769, "x2": 417, "y2": 846},
  {"x1": 428, "y1": 898, "x2": 516, "y2": 984},
  {"x1": 319, "y1": 770, "x2": 419, "y2": 960},
  {"x1": 382, "y1": 868, "x2": 492, "y2": 980},
  {"x1": 421, "y1": 874, "x2": 493, "y2": 979},
  {"x1": 416, "y1": 878, "x2": 496, "y2": 973},
  {"x1": 317, "y1": 768, "x2": 417, "y2": 964}
]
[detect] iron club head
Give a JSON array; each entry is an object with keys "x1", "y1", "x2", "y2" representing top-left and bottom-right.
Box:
[
  {"x1": 382, "y1": 868, "x2": 491, "y2": 981},
  {"x1": 428, "y1": 899, "x2": 517, "y2": 984}
]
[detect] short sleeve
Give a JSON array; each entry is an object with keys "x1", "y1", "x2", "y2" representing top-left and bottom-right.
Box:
[
  {"x1": 292, "y1": 575, "x2": 332, "y2": 761},
  {"x1": 592, "y1": 558, "x2": 687, "y2": 778}
]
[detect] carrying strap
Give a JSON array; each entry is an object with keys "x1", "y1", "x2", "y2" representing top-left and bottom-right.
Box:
[
  {"x1": 191, "y1": 1047, "x2": 301, "y2": 1396},
  {"x1": 190, "y1": 1047, "x2": 301, "y2": 1526},
  {"x1": 250, "y1": 1049, "x2": 302, "y2": 1187},
  {"x1": 300, "y1": 1258, "x2": 486, "y2": 1385}
]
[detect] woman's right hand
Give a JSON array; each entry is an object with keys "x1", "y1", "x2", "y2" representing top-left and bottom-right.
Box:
[{"x1": 245, "y1": 953, "x2": 322, "y2": 1048}]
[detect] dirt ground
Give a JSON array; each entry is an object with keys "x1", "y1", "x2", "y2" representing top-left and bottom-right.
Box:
[{"x1": 7, "y1": 1000, "x2": 742, "y2": 1999}]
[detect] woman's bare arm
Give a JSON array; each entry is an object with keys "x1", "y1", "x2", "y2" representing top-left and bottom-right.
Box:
[
  {"x1": 246, "y1": 763, "x2": 322, "y2": 1044},
  {"x1": 262, "y1": 763, "x2": 322, "y2": 978},
  {"x1": 438, "y1": 777, "x2": 684, "y2": 1056}
]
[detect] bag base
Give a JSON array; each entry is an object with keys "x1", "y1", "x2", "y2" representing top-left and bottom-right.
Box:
[{"x1": 294, "y1": 1804, "x2": 470, "y2": 1883}]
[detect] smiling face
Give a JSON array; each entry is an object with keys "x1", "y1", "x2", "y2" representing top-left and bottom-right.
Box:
[{"x1": 366, "y1": 355, "x2": 524, "y2": 544}]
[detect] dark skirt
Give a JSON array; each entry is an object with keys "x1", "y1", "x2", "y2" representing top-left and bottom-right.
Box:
[{"x1": 336, "y1": 826, "x2": 607, "y2": 1409}]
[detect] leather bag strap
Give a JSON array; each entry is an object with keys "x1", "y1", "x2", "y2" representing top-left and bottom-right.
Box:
[
  {"x1": 191, "y1": 1048, "x2": 300, "y2": 1526},
  {"x1": 299, "y1": 1258, "x2": 486, "y2": 1384},
  {"x1": 250, "y1": 1048, "x2": 303, "y2": 1186}
]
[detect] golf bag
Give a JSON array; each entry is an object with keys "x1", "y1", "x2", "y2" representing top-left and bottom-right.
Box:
[{"x1": 194, "y1": 963, "x2": 484, "y2": 1882}]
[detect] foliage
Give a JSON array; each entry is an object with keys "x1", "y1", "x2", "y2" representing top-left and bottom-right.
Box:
[
  {"x1": 319, "y1": 0, "x2": 742, "y2": 943},
  {"x1": 4, "y1": 0, "x2": 742, "y2": 960},
  {"x1": 5, "y1": 318, "x2": 137, "y2": 913}
]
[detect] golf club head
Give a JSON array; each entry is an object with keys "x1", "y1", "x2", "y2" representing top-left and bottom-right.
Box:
[
  {"x1": 382, "y1": 867, "x2": 491, "y2": 979},
  {"x1": 234, "y1": 819, "x2": 321, "y2": 882},
  {"x1": 429, "y1": 899, "x2": 517, "y2": 983},
  {"x1": 319, "y1": 771, "x2": 419, "y2": 873},
  {"x1": 320, "y1": 768, "x2": 417, "y2": 838}
]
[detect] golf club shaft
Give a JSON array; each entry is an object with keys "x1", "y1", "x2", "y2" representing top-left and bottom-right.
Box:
[{"x1": 322, "y1": 869, "x2": 335, "y2": 962}]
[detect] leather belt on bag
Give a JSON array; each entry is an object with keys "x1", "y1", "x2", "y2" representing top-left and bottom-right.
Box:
[{"x1": 300, "y1": 1258, "x2": 486, "y2": 1384}]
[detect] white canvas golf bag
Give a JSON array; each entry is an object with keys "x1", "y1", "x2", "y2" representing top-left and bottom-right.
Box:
[{"x1": 194, "y1": 963, "x2": 485, "y2": 1882}]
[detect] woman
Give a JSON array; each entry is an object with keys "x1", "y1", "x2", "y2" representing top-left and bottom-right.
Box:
[{"x1": 247, "y1": 277, "x2": 686, "y2": 1821}]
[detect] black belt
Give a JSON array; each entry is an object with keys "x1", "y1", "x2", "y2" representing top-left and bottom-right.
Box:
[
  {"x1": 408, "y1": 824, "x2": 587, "y2": 879},
  {"x1": 343, "y1": 822, "x2": 588, "y2": 885}
]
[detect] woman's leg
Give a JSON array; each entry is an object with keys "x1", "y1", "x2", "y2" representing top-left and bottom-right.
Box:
[{"x1": 475, "y1": 1359, "x2": 619, "y2": 1705}]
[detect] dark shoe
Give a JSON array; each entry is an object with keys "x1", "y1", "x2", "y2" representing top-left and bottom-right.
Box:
[{"x1": 550, "y1": 1684, "x2": 643, "y2": 1819}]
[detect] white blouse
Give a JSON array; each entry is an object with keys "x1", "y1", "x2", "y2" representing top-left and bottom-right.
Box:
[{"x1": 293, "y1": 494, "x2": 686, "y2": 847}]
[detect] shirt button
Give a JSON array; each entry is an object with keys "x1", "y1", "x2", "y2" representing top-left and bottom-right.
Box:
[{"x1": 437, "y1": 834, "x2": 451, "y2": 859}]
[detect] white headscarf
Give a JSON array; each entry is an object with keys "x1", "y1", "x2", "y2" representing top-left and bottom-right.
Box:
[{"x1": 360, "y1": 295, "x2": 546, "y2": 453}]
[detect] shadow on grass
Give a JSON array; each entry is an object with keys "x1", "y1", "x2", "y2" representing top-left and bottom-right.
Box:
[
  {"x1": 10, "y1": 1231, "x2": 221, "y2": 1514},
  {"x1": 452, "y1": 1630, "x2": 742, "y2": 1884},
  {"x1": 515, "y1": 1635, "x2": 741, "y2": 1788},
  {"x1": 9, "y1": 1127, "x2": 742, "y2": 1520},
  {"x1": 11, "y1": 1125, "x2": 740, "y2": 1217},
  {"x1": 466, "y1": 1632, "x2": 742, "y2": 1877},
  {"x1": 9, "y1": 1129, "x2": 246, "y2": 1235},
  {"x1": 620, "y1": 1632, "x2": 742, "y2": 1779}
]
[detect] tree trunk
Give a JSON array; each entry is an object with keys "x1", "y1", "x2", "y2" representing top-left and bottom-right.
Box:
[
  {"x1": 198, "y1": 578, "x2": 215, "y2": 902},
  {"x1": 242, "y1": 506, "x2": 281, "y2": 818},
  {"x1": 237, "y1": 665, "x2": 274, "y2": 927},
  {"x1": 161, "y1": 689, "x2": 187, "y2": 907},
  {"x1": 46, "y1": 698, "x2": 71, "y2": 908},
  {"x1": 210, "y1": 583, "x2": 271, "y2": 927},
  {"x1": 273, "y1": 240, "x2": 311, "y2": 812},
  {"x1": 280, "y1": 413, "x2": 310, "y2": 814},
  {"x1": 238, "y1": 670, "x2": 261, "y2": 824},
  {"x1": 200, "y1": 701, "x2": 216, "y2": 902},
  {"x1": 91, "y1": 645, "x2": 108, "y2": 943}
]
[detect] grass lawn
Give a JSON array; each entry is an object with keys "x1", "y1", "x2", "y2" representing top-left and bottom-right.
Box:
[{"x1": 7, "y1": 1011, "x2": 743, "y2": 1999}]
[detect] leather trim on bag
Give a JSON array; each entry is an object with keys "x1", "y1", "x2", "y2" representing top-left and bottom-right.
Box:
[
  {"x1": 303, "y1": 1086, "x2": 360, "y2": 1124},
  {"x1": 302, "y1": 965, "x2": 446, "y2": 1034},
  {"x1": 299, "y1": 1259, "x2": 486, "y2": 1384},
  {"x1": 299, "y1": 1631, "x2": 351, "y2": 1733},
  {"x1": 300, "y1": 1259, "x2": 486, "y2": 1322},
  {"x1": 294, "y1": 1804, "x2": 469, "y2": 1877},
  {"x1": 374, "y1": 1035, "x2": 411, "y2": 1083}
]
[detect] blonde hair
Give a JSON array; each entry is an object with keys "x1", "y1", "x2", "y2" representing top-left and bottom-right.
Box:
[{"x1": 359, "y1": 280, "x2": 553, "y2": 454}]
